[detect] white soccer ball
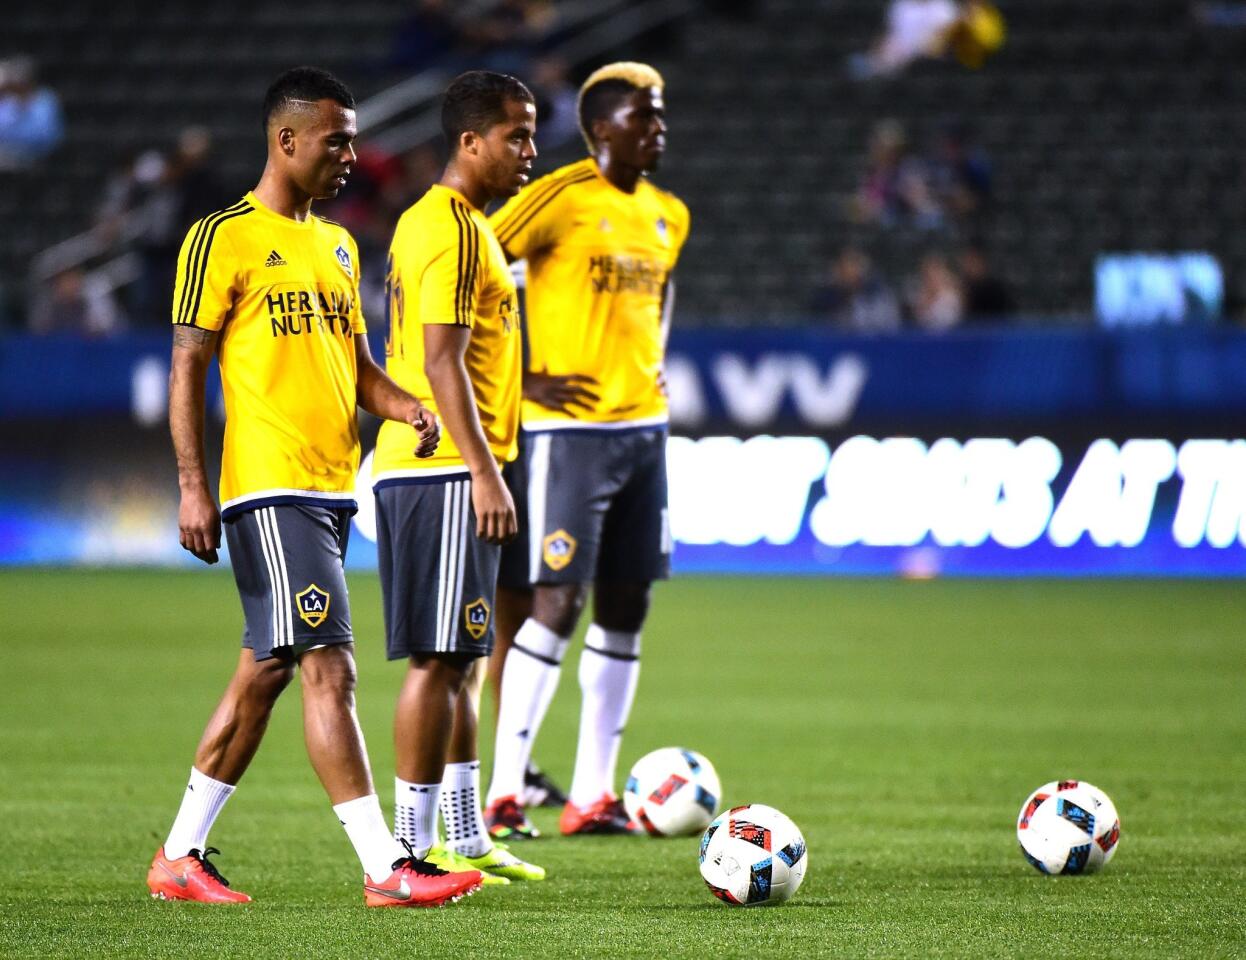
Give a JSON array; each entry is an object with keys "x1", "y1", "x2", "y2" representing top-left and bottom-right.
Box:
[
  {"x1": 1017, "y1": 780, "x2": 1121, "y2": 875},
  {"x1": 623, "y1": 747, "x2": 722, "y2": 836},
  {"x1": 698, "y1": 803, "x2": 807, "y2": 906}
]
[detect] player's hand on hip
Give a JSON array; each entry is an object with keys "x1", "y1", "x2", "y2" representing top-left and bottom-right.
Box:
[
  {"x1": 523, "y1": 370, "x2": 599, "y2": 415},
  {"x1": 471, "y1": 469, "x2": 517, "y2": 545},
  {"x1": 407, "y1": 402, "x2": 441, "y2": 458},
  {"x1": 178, "y1": 486, "x2": 221, "y2": 564}
]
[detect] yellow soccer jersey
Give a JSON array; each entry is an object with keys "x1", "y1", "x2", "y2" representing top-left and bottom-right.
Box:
[
  {"x1": 171, "y1": 192, "x2": 367, "y2": 519},
  {"x1": 373, "y1": 184, "x2": 521, "y2": 480},
  {"x1": 489, "y1": 157, "x2": 690, "y2": 429}
]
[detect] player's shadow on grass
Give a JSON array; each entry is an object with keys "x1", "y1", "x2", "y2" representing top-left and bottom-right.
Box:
[{"x1": 661, "y1": 899, "x2": 841, "y2": 911}]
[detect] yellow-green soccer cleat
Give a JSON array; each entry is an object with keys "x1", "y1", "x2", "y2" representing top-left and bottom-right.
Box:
[
  {"x1": 461, "y1": 842, "x2": 546, "y2": 882},
  {"x1": 426, "y1": 844, "x2": 511, "y2": 885}
]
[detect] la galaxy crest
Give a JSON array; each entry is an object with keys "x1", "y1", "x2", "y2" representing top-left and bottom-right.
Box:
[
  {"x1": 334, "y1": 243, "x2": 353, "y2": 277},
  {"x1": 464, "y1": 597, "x2": 491, "y2": 640},
  {"x1": 542, "y1": 529, "x2": 577, "y2": 572},
  {"x1": 296, "y1": 584, "x2": 331, "y2": 628}
]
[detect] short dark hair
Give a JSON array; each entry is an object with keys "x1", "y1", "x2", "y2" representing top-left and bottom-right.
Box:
[
  {"x1": 441, "y1": 71, "x2": 534, "y2": 152},
  {"x1": 576, "y1": 63, "x2": 663, "y2": 152},
  {"x1": 262, "y1": 67, "x2": 355, "y2": 130},
  {"x1": 578, "y1": 79, "x2": 637, "y2": 148}
]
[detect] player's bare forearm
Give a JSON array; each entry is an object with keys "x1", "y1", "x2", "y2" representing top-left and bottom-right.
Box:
[
  {"x1": 423, "y1": 337, "x2": 497, "y2": 480},
  {"x1": 169, "y1": 324, "x2": 221, "y2": 563},
  {"x1": 355, "y1": 335, "x2": 439, "y2": 457},
  {"x1": 169, "y1": 326, "x2": 217, "y2": 493},
  {"x1": 423, "y1": 325, "x2": 516, "y2": 543}
]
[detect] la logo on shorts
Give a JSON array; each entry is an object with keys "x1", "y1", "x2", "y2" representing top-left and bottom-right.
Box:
[
  {"x1": 542, "y1": 529, "x2": 577, "y2": 571},
  {"x1": 464, "y1": 597, "x2": 491, "y2": 640},
  {"x1": 296, "y1": 584, "x2": 331, "y2": 628}
]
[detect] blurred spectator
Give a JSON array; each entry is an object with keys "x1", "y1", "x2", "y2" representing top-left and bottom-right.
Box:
[
  {"x1": 908, "y1": 252, "x2": 964, "y2": 331},
  {"x1": 810, "y1": 247, "x2": 902, "y2": 333},
  {"x1": 29, "y1": 268, "x2": 122, "y2": 337},
  {"x1": 529, "y1": 56, "x2": 580, "y2": 149},
  {"x1": 463, "y1": 0, "x2": 560, "y2": 75},
  {"x1": 92, "y1": 129, "x2": 228, "y2": 325},
  {"x1": 960, "y1": 245, "x2": 1015, "y2": 323},
  {"x1": 927, "y1": 124, "x2": 992, "y2": 223},
  {"x1": 852, "y1": 120, "x2": 943, "y2": 230},
  {"x1": 1192, "y1": 2, "x2": 1246, "y2": 27},
  {"x1": 0, "y1": 57, "x2": 64, "y2": 169},
  {"x1": 947, "y1": 0, "x2": 1006, "y2": 69},
  {"x1": 391, "y1": 0, "x2": 466, "y2": 74},
  {"x1": 849, "y1": 0, "x2": 959, "y2": 79}
]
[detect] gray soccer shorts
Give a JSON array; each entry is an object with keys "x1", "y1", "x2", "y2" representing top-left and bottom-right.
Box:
[
  {"x1": 224, "y1": 503, "x2": 354, "y2": 661},
  {"x1": 497, "y1": 433, "x2": 531, "y2": 591},
  {"x1": 524, "y1": 426, "x2": 671, "y2": 586},
  {"x1": 375, "y1": 475, "x2": 500, "y2": 659}
]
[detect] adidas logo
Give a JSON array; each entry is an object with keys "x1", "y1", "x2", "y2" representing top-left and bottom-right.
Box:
[{"x1": 265, "y1": 250, "x2": 287, "y2": 267}]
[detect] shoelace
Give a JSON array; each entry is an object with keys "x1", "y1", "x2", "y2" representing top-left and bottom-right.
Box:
[
  {"x1": 391, "y1": 838, "x2": 450, "y2": 876},
  {"x1": 189, "y1": 847, "x2": 232, "y2": 887}
]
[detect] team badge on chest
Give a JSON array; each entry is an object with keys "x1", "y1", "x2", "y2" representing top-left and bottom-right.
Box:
[
  {"x1": 296, "y1": 584, "x2": 331, "y2": 628},
  {"x1": 334, "y1": 243, "x2": 353, "y2": 277}
]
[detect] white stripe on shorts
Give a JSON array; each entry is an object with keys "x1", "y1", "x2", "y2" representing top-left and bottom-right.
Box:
[
  {"x1": 450, "y1": 480, "x2": 470, "y2": 652},
  {"x1": 263, "y1": 507, "x2": 294, "y2": 647},
  {"x1": 527, "y1": 433, "x2": 552, "y2": 582},
  {"x1": 255, "y1": 509, "x2": 283, "y2": 648},
  {"x1": 436, "y1": 482, "x2": 453, "y2": 652}
]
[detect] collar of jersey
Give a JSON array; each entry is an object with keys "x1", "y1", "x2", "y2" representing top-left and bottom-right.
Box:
[
  {"x1": 430, "y1": 182, "x2": 479, "y2": 211},
  {"x1": 243, "y1": 191, "x2": 317, "y2": 229}
]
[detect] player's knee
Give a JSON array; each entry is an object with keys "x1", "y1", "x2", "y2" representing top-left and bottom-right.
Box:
[
  {"x1": 533, "y1": 583, "x2": 588, "y2": 637},
  {"x1": 239, "y1": 657, "x2": 295, "y2": 706},
  {"x1": 408, "y1": 652, "x2": 473, "y2": 694},
  {"x1": 299, "y1": 645, "x2": 358, "y2": 698},
  {"x1": 593, "y1": 581, "x2": 651, "y2": 633}
]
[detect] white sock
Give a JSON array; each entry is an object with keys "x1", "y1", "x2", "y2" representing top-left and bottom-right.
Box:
[
  {"x1": 486, "y1": 618, "x2": 569, "y2": 805},
  {"x1": 568, "y1": 625, "x2": 641, "y2": 808},
  {"x1": 394, "y1": 778, "x2": 441, "y2": 858},
  {"x1": 333, "y1": 793, "x2": 408, "y2": 881},
  {"x1": 164, "y1": 767, "x2": 236, "y2": 860},
  {"x1": 440, "y1": 761, "x2": 491, "y2": 857}
]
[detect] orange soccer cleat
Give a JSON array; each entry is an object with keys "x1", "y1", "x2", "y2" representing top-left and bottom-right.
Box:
[
  {"x1": 147, "y1": 847, "x2": 253, "y2": 904},
  {"x1": 559, "y1": 794, "x2": 641, "y2": 836},
  {"x1": 363, "y1": 853, "x2": 482, "y2": 908}
]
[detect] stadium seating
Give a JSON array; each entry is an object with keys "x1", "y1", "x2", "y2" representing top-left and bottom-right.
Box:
[{"x1": 3, "y1": 0, "x2": 1244, "y2": 324}]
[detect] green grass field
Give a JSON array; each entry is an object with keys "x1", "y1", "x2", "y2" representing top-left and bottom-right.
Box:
[{"x1": 2, "y1": 571, "x2": 1244, "y2": 958}]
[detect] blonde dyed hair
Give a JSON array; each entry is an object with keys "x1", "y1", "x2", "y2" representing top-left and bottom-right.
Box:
[{"x1": 577, "y1": 61, "x2": 665, "y2": 153}]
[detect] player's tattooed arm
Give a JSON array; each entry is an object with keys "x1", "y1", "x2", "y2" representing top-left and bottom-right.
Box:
[
  {"x1": 169, "y1": 325, "x2": 221, "y2": 563},
  {"x1": 354, "y1": 335, "x2": 440, "y2": 458}
]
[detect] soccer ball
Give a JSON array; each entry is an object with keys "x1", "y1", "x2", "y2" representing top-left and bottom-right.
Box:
[
  {"x1": 1017, "y1": 780, "x2": 1121, "y2": 875},
  {"x1": 698, "y1": 803, "x2": 807, "y2": 906},
  {"x1": 623, "y1": 747, "x2": 721, "y2": 836}
]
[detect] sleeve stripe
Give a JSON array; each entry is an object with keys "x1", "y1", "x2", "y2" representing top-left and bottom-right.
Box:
[
  {"x1": 490, "y1": 166, "x2": 587, "y2": 236},
  {"x1": 493, "y1": 170, "x2": 595, "y2": 247},
  {"x1": 175, "y1": 200, "x2": 252, "y2": 325},
  {"x1": 450, "y1": 200, "x2": 480, "y2": 326}
]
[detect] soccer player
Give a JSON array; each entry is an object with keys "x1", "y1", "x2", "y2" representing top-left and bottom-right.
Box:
[
  {"x1": 146, "y1": 67, "x2": 484, "y2": 909},
  {"x1": 372, "y1": 70, "x2": 544, "y2": 883},
  {"x1": 483, "y1": 62, "x2": 690, "y2": 838}
]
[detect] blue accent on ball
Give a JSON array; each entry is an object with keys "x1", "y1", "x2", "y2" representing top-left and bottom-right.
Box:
[
  {"x1": 699, "y1": 823, "x2": 718, "y2": 864},
  {"x1": 777, "y1": 839, "x2": 806, "y2": 867},
  {"x1": 747, "y1": 857, "x2": 773, "y2": 904},
  {"x1": 1020, "y1": 845, "x2": 1050, "y2": 874},
  {"x1": 1056, "y1": 798, "x2": 1096, "y2": 837},
  {"x1": 680, "y1": 749, "x2": 701, "y2": 773},
  {"x1": 1062, "y1": 843, "x2": 1092, "y2": 874},
  {"x1": 624, "y1": 775, "x2": 638, "y2": 796},
  {"x1": 695, "y1": 786, "x2": 717, "y2": 814}
]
